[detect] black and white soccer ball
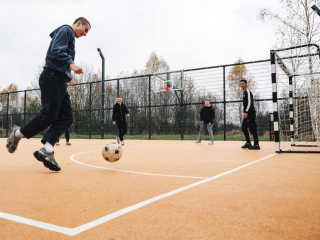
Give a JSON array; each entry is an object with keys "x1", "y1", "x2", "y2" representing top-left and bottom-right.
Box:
[{"x1": 102, "y1": 142, "x2": 123, "y2": 162}]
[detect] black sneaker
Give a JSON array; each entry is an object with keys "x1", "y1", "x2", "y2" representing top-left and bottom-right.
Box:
[
  {"x1": 248, "y1": 145, "x2": 261, "y2": 150},
  {"x1": 6, "y1": 126, "x2": 21, "y2": 153},
  {"x1": 33, "y1": 147, "x2": 61, "y2": 171},
  {"x1": 241, "y1": 143, "x2": 252, "y2": 149}
]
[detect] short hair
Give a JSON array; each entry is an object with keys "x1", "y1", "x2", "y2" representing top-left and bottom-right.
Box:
[
  {"x1": 74, "y1": 17, "x2": 91, "y2": 28},
  {"x1": 117, "y1": 96, "x2": 122, "y2": 99},
  {"x1": 239, "y1": 79, "x2": 247, "y2": 84},
  {"x1": 205, "y1": 99, "x2": 210, "y2": 102}
]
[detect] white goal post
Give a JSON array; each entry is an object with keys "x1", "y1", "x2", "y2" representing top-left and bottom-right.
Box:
[{"x1": 270, "y1": 44, "x2": 320, "y2": 153}]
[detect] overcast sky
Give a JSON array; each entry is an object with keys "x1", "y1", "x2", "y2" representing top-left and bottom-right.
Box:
[{"x1": 0, "y1": 0, "x2": 280, "y2": 90}]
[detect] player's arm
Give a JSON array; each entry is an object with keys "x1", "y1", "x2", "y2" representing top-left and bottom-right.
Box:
[
  {"x1": 112, "y1": 105, "x2": 116, "y2": 124},
  {"x1": 200, "y1": 108, "x2": 204, "y2": 123},
  {"x1": 209, "y1": 108, "x2": 215, "y2": 125},
  {"x1": 125, "y1": 105, "x2": 129, "y2": 117},
  {"x1": 243, "y1": 90, "x2": 250, "y2": 119},
  {"x1": 50, "y1": 27, "x2": 83, "y2": 74}
]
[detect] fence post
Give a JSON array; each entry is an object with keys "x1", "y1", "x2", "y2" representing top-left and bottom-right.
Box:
[
  {"x1": 181, "y1": 70, "x2": 184, "y2": 140},
  {"x1": 97, "y1": 48, "x2": 105, "y2": 139},
  {"x1": 117, "y1": 79, "x2": 120, "y2": 96},
  {"x1": 223, "y1": 66, "x2": 226, "y2": 141},
  {"x1": 24, "y1": 90, "x2": 27, "y2": 125},
  {"x1": 148, "y1": 75, "x2": 151, "y2": 140},
  {"x1": 6, "y1": 93, "x2": 9, "y2": 137},
  {"x1": 89, "y1": 83, "x2": 92, "y2": 139}
]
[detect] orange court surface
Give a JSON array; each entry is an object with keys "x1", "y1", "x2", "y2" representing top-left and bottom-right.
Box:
[{"x1": 0, "y1": 138, "x2": 320, "y2": 240}]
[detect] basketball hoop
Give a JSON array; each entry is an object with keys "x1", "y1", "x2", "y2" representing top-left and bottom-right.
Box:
[{"x1": 160, "y1": 86, "x2": 170, "y2": 91}]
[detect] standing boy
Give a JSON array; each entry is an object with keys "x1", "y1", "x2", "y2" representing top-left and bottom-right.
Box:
[
  {"x1": 239, "y1": 79, "x2": 260, "y2": 150},
  {"x1": 195, "y1": 99, "x2": 215, "y2": 145},
  {"x1": 112, "y1": 97, "x2": 130, "y2": 145},
  {"x1": 6, "y1": 17, "x2": 91, "y2": 171}
]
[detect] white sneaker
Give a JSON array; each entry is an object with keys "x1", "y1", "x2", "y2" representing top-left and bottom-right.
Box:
[
  {"x1": 117, "y1": 136, "x2": 120, "y2": 144},
  {"x1": 56, "y1": 142, "x2": 60, "y2": 146},
  {"x1": 66, "y1": 142, "x2": 71, "y2": 146},
  {"x1": 121, "y1": 141, "x2": 124, "y2": 145},
  {"x1": 208, "y1": 141, "x2": 214, "y2": 145},
  {"x1": 195, "y1": 139, "x2": 201, "y2": 143}
]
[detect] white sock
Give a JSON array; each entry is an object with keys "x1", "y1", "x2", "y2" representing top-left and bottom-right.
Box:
[
  {"x1": 15, "y1": 128, "x2": 22, "y2": 138},
  {"x1": 44, "y1": 142, "x2": 53, "y2": 153}
]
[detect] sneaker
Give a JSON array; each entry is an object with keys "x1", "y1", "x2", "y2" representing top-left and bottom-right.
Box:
[
  {"x1": 241, "y1": 143, "x2": 252, "y2": 149},
  {"x1": 33, "y1": 147, "x2": 61, "y2": 171},
  {"x1": 195, "y1": 139, "x2": 201, "y2": 143},
  {"x1": 248, "y1": 144, "x2": 261, "y2": 150},
  {"x1": 66, "y1": 142, "x2": 71, "y2": 146},
  {"x1": 121, "y1": 141, "x2": 124, "y2": 145},
  {"x1": 116, "y1": 136, "x2": 120, "y2": 144},
  {"x1": 56, "y1": 142, "x2": 60, "y2": 146},
  {"x1": 6, "y1": 126, "x2": 21, "y2": 153},
  {"x1": 208, "y1": 141, "x2": 214, "y2": 145}
]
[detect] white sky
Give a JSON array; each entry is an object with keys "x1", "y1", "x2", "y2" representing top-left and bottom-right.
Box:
[{"x1": 0, "y1": 0, "x2": 280, "y2": 90}]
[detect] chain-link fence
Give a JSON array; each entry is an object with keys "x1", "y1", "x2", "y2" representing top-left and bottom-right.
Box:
[{"x1": 0, "y1": 59, "x2": 274, "y2": 140}]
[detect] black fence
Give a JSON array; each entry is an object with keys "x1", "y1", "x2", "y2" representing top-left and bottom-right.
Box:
[{"x1": 0, "y1": 59, "x2": 274, "y2": 140}]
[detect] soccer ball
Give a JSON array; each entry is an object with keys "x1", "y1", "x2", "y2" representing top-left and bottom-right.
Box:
[{"x1": 102, "y1": 142, "x2": 123, "y2": 162}]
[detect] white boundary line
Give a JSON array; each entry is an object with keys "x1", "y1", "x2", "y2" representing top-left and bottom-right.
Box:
[
  {"x1": 70, "y1": 150, "x2": 207, "y2": 179},
  {"x1": 0, "y1": 152, "x2": 277, "y2": 236}
]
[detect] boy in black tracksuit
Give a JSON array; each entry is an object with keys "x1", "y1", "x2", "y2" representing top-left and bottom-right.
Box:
[
  {"x1": 112, "y1": 97, "x2": 129, "y2": 145},
  {"x1": 195, "y1": 99, "x2": 215, "y2": 145},
  {"x1": 239, "y1": 79, "x2": 260, "y2": 150}
]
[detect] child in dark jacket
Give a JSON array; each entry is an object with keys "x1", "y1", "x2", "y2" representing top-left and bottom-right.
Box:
[{"x1": 195, "y1": 100, "x2": 215, "y2": 145}]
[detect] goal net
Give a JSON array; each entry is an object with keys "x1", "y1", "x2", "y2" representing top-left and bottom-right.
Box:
[{"x1": 271, "y1": 44, "x2": 320, "y2": 153}]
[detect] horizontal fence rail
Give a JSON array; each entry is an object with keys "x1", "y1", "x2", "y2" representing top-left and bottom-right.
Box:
[{"x1": 0, "y1": 59, "x2": 274, "y2": 141}]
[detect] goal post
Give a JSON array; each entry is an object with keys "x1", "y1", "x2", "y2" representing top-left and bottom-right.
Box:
[{"x1": 270, "y1": 44, "x2": 320, "y2": 153}]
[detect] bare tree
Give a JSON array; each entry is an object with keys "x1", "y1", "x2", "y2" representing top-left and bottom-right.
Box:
[{"x1": 258, "y1": 0, "x2": 320, "y2": 48}]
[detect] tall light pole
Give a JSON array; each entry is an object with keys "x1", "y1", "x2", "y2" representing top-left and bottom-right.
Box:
[{"x1": 97, "y1": 48, "x2": 105, "y2": 139}]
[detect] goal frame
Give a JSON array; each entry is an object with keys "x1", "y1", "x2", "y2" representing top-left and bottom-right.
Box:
[{"x1": 270, "y1": 43, "x2": 320, "y2": 153}]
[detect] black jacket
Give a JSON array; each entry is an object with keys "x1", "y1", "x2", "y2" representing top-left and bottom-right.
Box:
[
  {"x1": 200, "y1": 105, "x2": 215, "y2": 124},
  {"x1": 112, "y1": 103, "x2": 129, "y2": 123},
  {"x1": 242, "y1": 90, "x2": 256, "y2": 114}
]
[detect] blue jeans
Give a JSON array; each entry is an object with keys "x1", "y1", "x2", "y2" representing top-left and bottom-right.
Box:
[{"x1": 198, "y1": 123, "x2": 213, "y2": 141}]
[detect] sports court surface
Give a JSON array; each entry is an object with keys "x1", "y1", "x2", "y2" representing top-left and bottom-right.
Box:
[{"x1": 1, "y1": 138, "x2": 319, "y2": 239}]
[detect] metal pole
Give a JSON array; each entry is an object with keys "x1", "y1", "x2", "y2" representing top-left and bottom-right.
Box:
[
  {"x1": 6, "y1": 93, "x2": 9, "y2": 137},
  {"x1": 223, "y1": 67, "x2": 226, "y2": 141},
  {"x1": 24, "y1": 90, "x2": 27, "y2": 125},
  {"x1": 117, "y1": 79, "x2": 120, "y2": 96},
  {"x1": 181, "y1": 71, "x2": 184, "y2": 140},
  {"x1": 97, "y1": 48, "x2": 105, "y2": 139},
  {"x1": 89, "y1": 83, "x2": 92, "y2": 139},
  {"x1": 148, "y1": 75, "x2": 151, "y2": 139}
]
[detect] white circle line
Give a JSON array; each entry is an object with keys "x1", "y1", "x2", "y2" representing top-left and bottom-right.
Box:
[{"x1": 70, "y1": 150, "x2": 208, "y2": 179}]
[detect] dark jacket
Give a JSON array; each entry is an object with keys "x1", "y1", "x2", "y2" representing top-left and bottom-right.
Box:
[
  {"x1": 242, "y1": 90, "x2": 256, "y2": 114},
  {"x1": 44, "y1": 25, "x2": 75, "y2": 82},
  {"x1": 112, "y1": 103, "x2": 129, "y2": 123},
  {"x1": 200, "y1": 105, "x2": 215, "y2": 124}
]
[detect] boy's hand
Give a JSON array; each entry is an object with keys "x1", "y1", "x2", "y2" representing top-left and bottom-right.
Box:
[{"x1": 70, "y1": 63, "x2": 83, "y2": 74}]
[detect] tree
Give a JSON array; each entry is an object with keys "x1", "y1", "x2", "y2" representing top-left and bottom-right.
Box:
[
  {"x1": 145, "y1": 51, "x2": 170, "y2": 74},
  {"x1": 258, "y1": 0, "x2": 320, "y2": 48},
  {"x1": 227, "y1": 58, "x2": 256, "y2": 125}
]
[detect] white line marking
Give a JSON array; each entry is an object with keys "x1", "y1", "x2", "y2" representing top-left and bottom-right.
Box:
[
  {"x1": 0, "y1": 212, "x2": 73, "y2": 236},
  {"x1": 70, "y1": 150, "x2": 207, "y2": 179},
  {"x1": 0, "y1": 152, "x2": 277, "y2": 236}
]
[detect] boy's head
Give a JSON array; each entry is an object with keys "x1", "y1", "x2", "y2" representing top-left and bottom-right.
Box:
[
  {"x1": 117, "y1": 97, "x2": 122, "y2": 104},
  {"x1": 205, "y1": 99, "x2": 210, "y2": 107},
  {"x1": 72, "y1": 17, "x2": 91, "y2": 38},
  {"x1": 239, "y1": 79, "x2": 248, "y2": 91}
]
